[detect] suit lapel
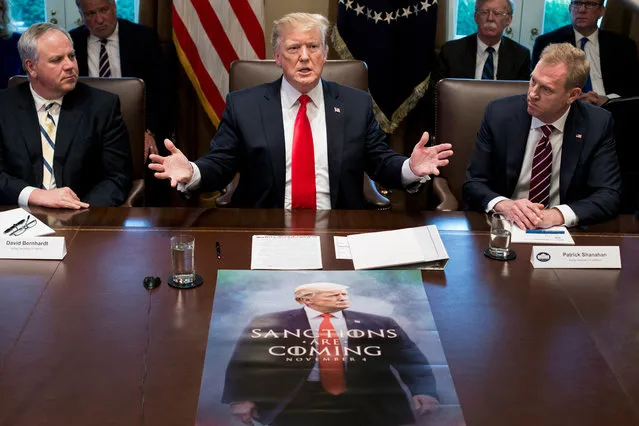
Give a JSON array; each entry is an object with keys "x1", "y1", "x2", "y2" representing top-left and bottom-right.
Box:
[
  {"x1": 323, "y1": 80, "x2": 344, "y2": 208},
  {"x1": 597, "y1": 30, "x2": 613, "y2": 93},
  {"x1": 461, "y1": 36, "x2": 478, "y2": 79},
  {"x1": 117, "y1": 19, "x2": 132, "y2": 76},
  {"x1": 15, "y1": 84, "x2": 44, "y2": 183},
  {"x1": 559, "y1": 104, "x2": 584, "y2": 202},
  {"x1": 54, "y1": 87, "x2": 84, "y2": 183},
  {"x1": 262, "y1": 79, "x2": 286, "y2": 202},
  {"x1": 75, "y1": 27, "x2": 90, "y2": 76},
  {"x1": 505, "y1": 96, "x2": 533, "y2": 193},
  {"x1": 496, "y1": 37, "x2": 510, "y2": 79}
]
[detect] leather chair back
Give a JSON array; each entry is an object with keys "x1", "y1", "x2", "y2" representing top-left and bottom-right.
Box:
[
  {"x1": 434, "y1": 78, "x2": 529, "y2": 210},
  {"x1": 8, "y1": 76, "x2": 145, "y2": 206}
]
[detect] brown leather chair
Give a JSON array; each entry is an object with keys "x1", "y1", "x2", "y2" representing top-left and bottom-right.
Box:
[
  {"x1": 8, "y1": 76, "x2": 145, "y2": 206},
  {"x1": 214, "y1": 59, "x2": 390, "y2": 209},
  {"x1": 433, "y1": 78, "x2": 529, "y2": 210}
]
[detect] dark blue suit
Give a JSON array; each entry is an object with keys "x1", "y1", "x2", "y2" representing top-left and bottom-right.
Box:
[
  {"x1": 195, "y1": 78, "x2": 408, "y2": 209},
  {"x1": 0, "y1": 82, "x2": 132, "y2": 206},
  {"x1": 221, "y1": 308, "x2": 438, "y2": 426},
  {"x1": 463, "y1": 95, "x2": 621, "y2": 225}
]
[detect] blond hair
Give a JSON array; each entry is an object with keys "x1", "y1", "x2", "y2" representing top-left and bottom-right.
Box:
[
  {"x1": 539, "y1": 43, "x2": 590, "y2": 90},
  {"x1": 294, "y1": 282, "x2": 348, "y2": 303},
  {"x1": 271, "y1": 13, "x2": 329, "y2": 54}
]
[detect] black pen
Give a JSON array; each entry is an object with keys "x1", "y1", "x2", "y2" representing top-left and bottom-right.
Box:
[
  {"x1": 216, "y1": 241, "x2": 222, "y2": 259},
  {"x1": 4, "y1": 218, "x2": 25, "y2": 234}
]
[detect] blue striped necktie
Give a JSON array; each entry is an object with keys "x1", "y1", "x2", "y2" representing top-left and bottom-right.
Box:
[
  {"x1": 99, "y1": 39, "x2": 111, "y2": 78},
  {"x1": 481, "y1": 46, "x2": 495, "y2": 80},
  {"x1": 40, "y1": 102, "x2": 58, "y2": 190},
  {"x1": 580, "y1": 38, "x2": 593, "y2": 93}
]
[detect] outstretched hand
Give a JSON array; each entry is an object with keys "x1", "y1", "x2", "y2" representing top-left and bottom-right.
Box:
[
  {"x1": 148, "y1": 139, "x2": 194, "y2": 187},
  {"x1": 408, "y1": 132, "x2": 453, "y2": 177}
]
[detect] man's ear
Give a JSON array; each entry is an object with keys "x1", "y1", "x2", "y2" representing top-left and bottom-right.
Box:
[
  {"x1": 567, "y1": 87, "x2": 581, "y2": 104},
  {"x1": 24, "y1": 59, "x2": 37, "y2": 78}
]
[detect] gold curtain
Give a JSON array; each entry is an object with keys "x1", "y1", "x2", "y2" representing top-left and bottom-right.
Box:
[
  {"x1": 602, "y1": 0, "x2": 639, "y2": 51},
  {"x1": 138, "y1": 0, "x2": 215, "y2": 161}
]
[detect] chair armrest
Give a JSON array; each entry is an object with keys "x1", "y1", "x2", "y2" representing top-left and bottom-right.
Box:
[
  {"x1": 215, "y1": 173, "x2": 240, "y2": 208},
  {"x1": 364, "y1": 175, "x2": 391, "y2": 210},
  {"x1": 432, "y1": 176, "x2": 459, "y2": 211},
  {"x1": 121, "y1": 179, "x2": 145, "y2": 207}
]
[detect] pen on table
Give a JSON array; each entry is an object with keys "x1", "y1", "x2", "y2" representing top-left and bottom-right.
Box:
[
  {"x1": 216, "y1": 241, "x2": 221, "y2": 259},
  {"x1": 525, "y1": 230, "x2": 565, "y2": 234},
  {"x1": 4, "y1": 218, "x2": 25, "y2": 234}
]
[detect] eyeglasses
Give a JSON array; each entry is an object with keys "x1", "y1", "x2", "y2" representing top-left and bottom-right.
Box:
[
  {"x1": 570, "y1": 1, "x2": 603, "y2": 9},
  {"x1": 475, "y1": 9, "x2": 511, "y2": 18},
  {"x1": 4, "y1": 215, "x2": 37, "y2": 237}
]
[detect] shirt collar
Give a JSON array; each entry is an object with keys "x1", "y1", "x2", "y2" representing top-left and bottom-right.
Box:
[
  {"x1": 574, "y1": 28, "x2": 599, "y2": 48},
  {"x1": 280, "y1": 76, "x2": 323, "y2": 110},
  {"x1": 303, "y1": 305, "x2": 344, "y2": 320},
  {"x1": 531, "y1": 105, "x2": 571, "y2": 133},
  {"x1": 88, "y1": 21, "x2": 120, "y2": 45},
  {"x1": 29, "y1": 84, "x2": 64, "y2": 111},
  {"x1": 476, "y1": 35, "x2": 501, "y2": 54}
]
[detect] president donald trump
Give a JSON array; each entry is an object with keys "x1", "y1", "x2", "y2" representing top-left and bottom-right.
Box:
[{"x1": 221, "y1": 282, "x2": 439, "y2": 426}]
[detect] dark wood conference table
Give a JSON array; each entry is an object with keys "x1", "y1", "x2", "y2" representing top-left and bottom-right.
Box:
[{"x1": 1, "y1": 208, "x2": 638, "y2": 426}]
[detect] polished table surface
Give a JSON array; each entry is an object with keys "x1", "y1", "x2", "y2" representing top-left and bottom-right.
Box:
[{"x1": 1, "y1": 208, "x2": 638, "y2": 426}]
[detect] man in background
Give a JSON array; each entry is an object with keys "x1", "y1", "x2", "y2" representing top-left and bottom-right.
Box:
[
  {"x1": 222, "y1": 282, "x2": 439, "y2": 426},
  {"x1": 0, "y1": 23, "x2": 131, "y2": 208},
  {"x1": 463, "y1": 43, "x2": 621, "y2": 229},
  {"x1": 532, "y1": 0, "x2": 639, "y2": 105},
  {"x1": 436, "y1": 0, "x2": 530, "y2": 81},
  {"x1": 70, "y1": 0, "x2": 172, "y2": 161}
]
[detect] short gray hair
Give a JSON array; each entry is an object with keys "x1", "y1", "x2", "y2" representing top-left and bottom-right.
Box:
[
  {"x1": 18, "y1": 22, "x2": 73, "y2": 65},
  {"x1": 271, "y1": 12, "x2": 329, "y2": 54},
  {"x1": 75, "y1": 0, "x2": 115, "y2": 7},
  {"x1": 476, "y1": 0, "x2": 515, "y2": 14}
]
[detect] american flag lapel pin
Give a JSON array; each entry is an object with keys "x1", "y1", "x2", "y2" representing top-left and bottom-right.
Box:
[
  {"x1": 354, "y1": 319, "x2": 361, "y2": 323},
  {"x1": 576, "y1": 133, "x2": 583, "y2": 140},
  {"x1": 334, "y1": 106, "x2": 341, "y2": 113}
]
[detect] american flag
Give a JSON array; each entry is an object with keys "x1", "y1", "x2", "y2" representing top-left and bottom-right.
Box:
[{"x1": 172, "y1": 0, "x2": 265, "y2": 127}]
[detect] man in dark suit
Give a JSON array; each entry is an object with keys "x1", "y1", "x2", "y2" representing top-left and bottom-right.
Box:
[
  {"x1": 436, "y1": 0, "x2": 530, "y2": 81},
  {"x1": 464, "y1": 43, "x2": 621, "y2": 229},
  {"x1": 149, "y1": 13, "x2": 453, "y2": 209},
  {"x1": 532, "y1": 1, "x2": 639, "y2": 105},
  {"x1": 0, "y1": 23, "x2": 131, "y2": 208},
  {"x1": 222, "y1": 282, "x2": 439, "y2": 426},
  {"x1": 70, "y1": 0, "x2": 171, "y2": 161}
]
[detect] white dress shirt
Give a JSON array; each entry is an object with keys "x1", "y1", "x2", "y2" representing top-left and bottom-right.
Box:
[
  {"x1": 87, "y1": 22, "x2": 122, "y2": 78},
  {"x1": 303, "y1": 306, "x2": 348, "y2": 381},
  {"x1": 475, "y1": 37, "x2": 501, "y2": 80},
  {"x1": 182, "y1": 78, "x2": 426, "y2": 207},
  {"x1": 487, "y1": 107, "x2": 579, "y2": 227},
  {"x1": 18, "y1": 86, "x2": 64, "y2": 207}
]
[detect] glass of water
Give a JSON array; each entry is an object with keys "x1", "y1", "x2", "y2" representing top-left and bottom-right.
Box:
[
  {"x1": 488, "y1": 213, "x2": 513, "y2": 259},
  {"x1": 170, "y1": 234, "x2": 195, "y2": 287}
]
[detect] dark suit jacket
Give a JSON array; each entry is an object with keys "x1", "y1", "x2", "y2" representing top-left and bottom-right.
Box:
[
  {"x1": 532, "y1": 25, "x2": 639, "y2": 97},
  {"x1": 463, "y1": 95, "x2": 621, "y2": 225},
  {"x1": 195, "y1": 78, "x2": 408, "y2": 209},
  {"x1": 70, "y1": 19, "x2": 172, "y2": 142},
  {"x1": 221, "y1": 308, "x2": 438, "y2": 426},
  {"x1": 0, "y1": 82, "x2": 132, "y2": 206},
  {"x1": 435, "y1": 34, "x2": 531, "y2": 81}
]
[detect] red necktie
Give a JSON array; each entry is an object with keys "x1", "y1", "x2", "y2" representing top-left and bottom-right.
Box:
[
  {"x1": 529, "y1": 124, "x2": 554, "y2": 206},
  {"x1": 291, "y1": 95, "x2": 316, "y2": 209},
  {"x1": 318, "y1": 313, "x2": 345, "y2": 395}
]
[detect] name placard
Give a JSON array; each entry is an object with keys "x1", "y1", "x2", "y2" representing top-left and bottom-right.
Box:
[
  {"x1": 531, "y1": 246, "x2": 621, "y2": 269},
  {"x1": 0, "y1": 236, "x2": 67, "y2": 260}
]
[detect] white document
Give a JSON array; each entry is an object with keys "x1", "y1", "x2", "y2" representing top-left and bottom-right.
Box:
[
  {"x1": 251, "y1": 235, "x2": 322, "y2": 270},
  {"x1": 510, "y1": 225, "x2": 574, "y2": 245},
  {"x1": 333, "y1": 236, "x2": 352, "y2": 259},
  {"x1": 0, "y1": 236, "x2": 67, "y2": 260},
  {"x1": 0, "y1": 208, "x2": 54, "y2": 238},
  {"x1": 347, "y1": 225, "x2": 449, "y2": 270}
]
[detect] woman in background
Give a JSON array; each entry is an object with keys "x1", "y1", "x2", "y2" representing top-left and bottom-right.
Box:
[{"x1": 0, "y1": 0, "x2": 21, "y2": 89}]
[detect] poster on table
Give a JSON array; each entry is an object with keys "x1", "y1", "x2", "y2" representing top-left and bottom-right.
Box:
[{"x1": 195, "y1": 270, "x2": 465, "y2": 426}]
